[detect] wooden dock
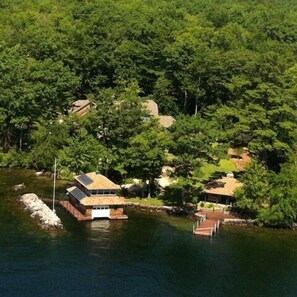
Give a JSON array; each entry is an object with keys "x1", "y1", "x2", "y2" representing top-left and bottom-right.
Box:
[
  {"x1": 193, "y1": 210, "x2": 224, "y2": 237},
  {"x1": 60, "y1": 201, "x2": 92, "y2": 221}
]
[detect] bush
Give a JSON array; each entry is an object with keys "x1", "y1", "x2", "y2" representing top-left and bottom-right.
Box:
[
  {"x1": 0, "y1": 148, "x2": 30, "y2": 168},
  {"x1": 207, "y1": 203, "x2": 214, "y2": 209}
]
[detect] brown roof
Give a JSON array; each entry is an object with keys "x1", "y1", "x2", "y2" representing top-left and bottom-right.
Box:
[
  {"x1": 80, "y1": 196, "x2": 126, "y2": 206},
  {"x1": 67, "y1": 186, "x2": 126, "y2": 206},
  {"x1": 75, "y1": 172, "x2": 121, "y2": 190},
  {"x1": 203, "y1": 177, "x2": 243, "y2": 197},
  {"x1": 73, "y1": 99, "x2": 90, "y2": 107},
  {"x1": 69, "y1": 99, "x2": 92, "y2": 116},
  {"x1": 158, "y1": 115, "x2": 175, "y2": 128},
  {"x1": 71, "y1": 100, "x2": 90, "y2": 111},
  {"x1": 142, "y1": 100, "x2": 159, "y2": 116}
]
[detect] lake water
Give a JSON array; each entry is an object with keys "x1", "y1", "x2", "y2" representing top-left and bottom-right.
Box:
[{"x1": 1, "y1": 169, "x2": 297, "y2": 297}]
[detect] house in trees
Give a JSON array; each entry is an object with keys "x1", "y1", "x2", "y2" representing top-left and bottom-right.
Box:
[
  {"x1": 66, "y1": 172, "x2": 128, "y2": 220},
  {"x1": 70, "y1": 99, "x2": 94, "y2": 116},
  {"x1": 142, "y1": 99, "x2": 175, "y2": 128},
  {"x1": 202, "y1": 175, "x2": 243, "y2": 205},
  {"x1": 69, "y1": 98, "x2": 175, "y2": 128}
]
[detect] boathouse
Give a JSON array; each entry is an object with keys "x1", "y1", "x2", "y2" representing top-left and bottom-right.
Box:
[
  {"x1": 66, "y1": 172, "x2": 128, "y2": 220},
  {"x1": 203, "y1": 176, "x2": 243, "y2": 205}
]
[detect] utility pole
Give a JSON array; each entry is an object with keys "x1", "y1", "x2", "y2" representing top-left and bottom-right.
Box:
[{"x1": 52, "y1": 158, "x2": 57, "y2": 213}]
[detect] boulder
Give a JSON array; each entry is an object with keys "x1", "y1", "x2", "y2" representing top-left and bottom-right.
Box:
[
  {"x1": 35, "y1": 171, "x2": 44, "y2": 177},
  {"x1": 12, "y1": 183, "x2": 25, "y2": 191}
]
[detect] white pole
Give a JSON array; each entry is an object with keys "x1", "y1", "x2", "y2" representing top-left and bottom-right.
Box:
[{"x1": 53, "y1": 158, "x2": 57, "y2": 213}]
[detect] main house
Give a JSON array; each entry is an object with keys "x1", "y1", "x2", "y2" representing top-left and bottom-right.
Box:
[
  {"x1": 66, "y1": 172, "x2": 128, "y2": 220},
  {"x1": 70, "y1": 98, "x2": 175, "y2": 128},
  {"x1": 203, "y1": 175, "x2": 243, "y2": 205}
]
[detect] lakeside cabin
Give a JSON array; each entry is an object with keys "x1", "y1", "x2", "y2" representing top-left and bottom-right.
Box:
[
  {"x1": 66, "y1": 172, "x2": 128, "y2": 220},
  {"x1": 203, "y1": 176, "x2": 243, "y2": 205}
]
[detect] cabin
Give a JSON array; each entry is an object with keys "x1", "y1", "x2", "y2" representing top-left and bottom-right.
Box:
[
  {"x1": 70, "y1": 99, "x2": 93, "y2": 116},
  {"x1": 66, "y1": 172, "x2": 128, "y2": 220},
  {"x1": 203, "y1": 175, "x2": 243, "y2": 205}
]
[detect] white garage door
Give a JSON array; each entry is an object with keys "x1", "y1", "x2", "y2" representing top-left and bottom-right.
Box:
[{"x1": 92, "y1": 206, "x2": 110, "y2": 219}]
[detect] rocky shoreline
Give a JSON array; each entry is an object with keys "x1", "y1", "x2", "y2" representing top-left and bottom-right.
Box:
[{"x1": 20, "y1": 193, "x2": 63, "y2": 230}]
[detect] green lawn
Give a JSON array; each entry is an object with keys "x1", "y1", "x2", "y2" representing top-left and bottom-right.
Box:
[
  {"x1": 199, "y1": 159, "x2": 238, "y2": 181},
  {"x1": 126, "y1": 197, "x2": 165, "y2": 206}
]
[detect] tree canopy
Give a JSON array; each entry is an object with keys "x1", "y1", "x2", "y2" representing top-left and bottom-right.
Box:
[{"x1": 0, "y1": 0, "x2": 297, "y2": 226}]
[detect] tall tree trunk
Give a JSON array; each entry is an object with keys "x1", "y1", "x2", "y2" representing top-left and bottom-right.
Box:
[
  {"x1": 141, "y1": 180, "x2": 145, "y2": 198},
  {"x1": 181, "y1": 190, "x2": 185, "y2": 206},
  {"x1": 184, "y1": 91, "x2": 187, "y2": 112},
  {"x1": 4, "y1": 133, "x2": 11, "y2": 153},
  {"x1": 147, "y1": 177, "x2": 153, "y2": 198},
  {"x1": 194, "y1": 98, "x2": 198, "y2": 116},
  {"x1": 19, "y1": 129, "x2": 23, "y2": 151}
]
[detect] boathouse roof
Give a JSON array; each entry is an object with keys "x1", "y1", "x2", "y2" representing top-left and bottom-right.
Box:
[
  {"x1": 75, "y1": 172, "x2": 121, "y2": 190},
  {"x1": 67, "y1": 186, "x2": 125, "y2": 206},
  {"x1": 203, "y1": 177, "x2": 243, "y2": 197}
]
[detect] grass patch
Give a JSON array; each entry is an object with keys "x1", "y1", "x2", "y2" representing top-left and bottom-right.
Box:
[
  {"x1": 126, "y1": 197, "x2": 165, "y2": 206},
  {"x1": 199, "y1": 159, "x2": 238, "y2": 180}
]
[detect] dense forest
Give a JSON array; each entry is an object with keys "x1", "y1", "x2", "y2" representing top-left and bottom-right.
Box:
[{"x1": 0, "y1": 0, "x2": 296, "y2": 227}]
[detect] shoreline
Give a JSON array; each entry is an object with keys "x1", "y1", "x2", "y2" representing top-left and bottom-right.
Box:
[{"x1": 3, "y1": 167, "x2": 294, "y2": 230}]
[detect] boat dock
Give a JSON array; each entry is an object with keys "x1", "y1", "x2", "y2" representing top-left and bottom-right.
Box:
[{"x1": 193, "y1": 210, "x2": 239, "y2": 237}]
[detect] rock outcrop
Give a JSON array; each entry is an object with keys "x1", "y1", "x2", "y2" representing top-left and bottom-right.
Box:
[
  {"x1": 20, "y1": 193, "x2": 63, "y2": 230},
  {"x1": 13, "y1": 183, "x2": 26, "y2": 191}
]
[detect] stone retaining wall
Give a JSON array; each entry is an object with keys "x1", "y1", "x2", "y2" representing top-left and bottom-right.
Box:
[
  {"x1": 223, "y1": 218, "x2": 255, "y2": 226},
  {"x1": 126, "y1": 203, "x2": 194, "y2": 216}
]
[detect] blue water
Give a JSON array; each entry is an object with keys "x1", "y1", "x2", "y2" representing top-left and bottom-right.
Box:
[{"x1": 1, "y1": 169, "x2": 297, "y2": 297}]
